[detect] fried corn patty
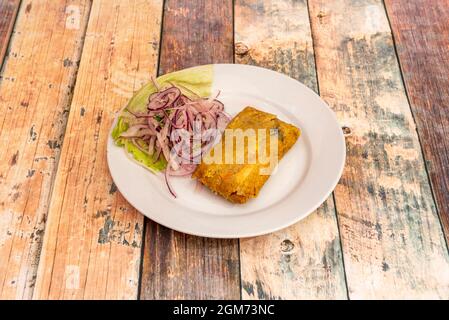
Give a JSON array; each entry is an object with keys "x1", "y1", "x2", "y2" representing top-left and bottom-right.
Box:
[{"x1": 192, "y1": 106, "x2": 300, "y2": 203}]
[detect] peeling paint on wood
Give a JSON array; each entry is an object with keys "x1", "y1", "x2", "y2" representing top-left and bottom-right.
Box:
[
  {"x1": 1, "y1": 0, "x2": 447, "y2": 301},
  {"x1": 384, "y1": 0, "x2": 449, "y2": 245},
  {"x1": 309, "y1": 0, "x2": 449, "y2": 299},
  {"x1": 0, "y1": 0, "x2": 20, "y2": 66},
  {"x1": 139, "y1": 0, "x2": 240, "y2": 300},
  {"x1": 33, "y1": 0, "x2": 163, "y2": 300},
  {"x1": 235, "y1": 0, "x2": 317, "y2": 90},
  {"x1": 157, "y1": 0, "x2": 234, "y2": 74},
  {"x1": 0, "y1": 0, "x2": 91, "y2": 300},
  {"x1": 235, "y1": 0, "x2": 347, "y2": 300}
]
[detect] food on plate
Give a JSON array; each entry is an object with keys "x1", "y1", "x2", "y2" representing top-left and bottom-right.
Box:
[
  {"x1": 193, "y1": 106, "x2": 300, "y2": 203},
  {"x1": 112, "y1": 65, "x2": 230, "y2": 197},
  {"x1": 112, "y1": 65, "x2": 301, "y2": 202}
]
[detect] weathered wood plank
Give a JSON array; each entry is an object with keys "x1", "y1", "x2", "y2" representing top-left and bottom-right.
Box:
[
  {"x1": 33, "y1": 0, "x2": 163, "y2": 299},
  {"x1": 139, "y1": 0, "x2": 240, "y2": 300},
  {"x1": 0, "y1": 0, "x2": 20, "y2": 66},
  {"x1": 384, "y1": 0, "x2": 449, "y2": 245},
  {"x1": 308, "y1": 0, "x2": 449, "y2": 298},
  {"x1": 235, "y1": 0, "x2": 347, "y2": 299},
  {"x1": 0, "y1": 0, "x2": 91, "y2": 300},
  {"x1": 157, "y1": 0, "x2": 234, "y2": 75}
]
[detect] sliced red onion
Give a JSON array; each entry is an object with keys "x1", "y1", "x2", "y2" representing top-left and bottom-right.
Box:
[
  {"x1": 131, "y1": 138, "x2": 150, "y2": 155},
  {"x1": 120, "y1": 124, "x2": 151, "y2": 138},
  {"x1": 148, "y1": 136, "x2": 155, "y2": 154},
  {"x1": 125, "y1": 109, "x2": 154, "y2": 119},
  {"x1": 124, "y1": 82, "x2": 230, "y2": 198},
  {"x1": 169, "y1": 164, "x2": 197, "y2": 176},
  {"x1": 164, "y1": 166, "x2": 177, "y2": 198},
  {"x1": 148, "y1": 87, "x2": 181, "y2": 111}
]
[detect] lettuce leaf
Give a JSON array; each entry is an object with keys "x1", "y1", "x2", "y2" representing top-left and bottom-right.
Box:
[{"x1": 112, "y1": 64, "x2": 214, "y2": 172}]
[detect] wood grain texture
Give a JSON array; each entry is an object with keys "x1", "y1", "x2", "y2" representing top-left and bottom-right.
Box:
[
  {"x1": 0, "y1": 0, "x2": 20, "y2": 66},
  {"x1": 139, "y1": 0, "x2": 240, "y2": 300},
  {"x1": 0, "y1": 0, "x2": 91, "y2": 300},
  {"x1": 235, "y1": 0, "x2": 347, "y2": 299},
  {"x1": 309, "y1": 0, "x2": 449, "y2": 298},
  {"x1": 384, "y1": 0, "x2": 449, "y2": 245},
  {"x1": 157, "y1": 0, "x2": 234, "y2": 75},
  {"x1": 33, "y1": 0, "x2": 163, "y2": 299}
]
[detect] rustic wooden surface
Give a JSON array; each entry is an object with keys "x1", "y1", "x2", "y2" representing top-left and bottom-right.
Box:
[
  {"x1": 33, "y1": 0, "x2": 163, "y2": 299},
  {"x1": 235, "y1": 0, "x2": 347, "y2": 299},
  {"x1": 0, "y1": 0, "x2": 91, "y2": 300},
  {"x1": 0, "y1": 0, "x2": 20, "y2": 66},
  {"x1": 139, "y1": 0, "x2": 240, "y2": 300},
  {"x1": 308, "y1": 0, "x2": 449, "y2": 298},
  {"x1": 0, "y1": 0, "x2": 449, "y2": 300},
  {"x1": 384, "y1": 0, "x2": 449, "y2": 245}
]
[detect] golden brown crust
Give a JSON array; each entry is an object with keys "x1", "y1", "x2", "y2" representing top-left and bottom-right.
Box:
[{"x1": 193, "y1": 106, "x2": 300, "y2": 203}]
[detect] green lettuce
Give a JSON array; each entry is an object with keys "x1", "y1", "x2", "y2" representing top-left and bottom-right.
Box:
[{"x1": 112, "y1": 64, "x2": 214, "y2": 172}]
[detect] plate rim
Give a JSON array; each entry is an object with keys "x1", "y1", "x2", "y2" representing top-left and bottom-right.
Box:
[{"x1": 107, "y1": 63, "x2": 346, "y2": 238}]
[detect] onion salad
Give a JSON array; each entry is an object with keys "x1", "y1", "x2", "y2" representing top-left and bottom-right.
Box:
[{"x1": 118, "y1": 81, "x2": 231, "y2": 198}]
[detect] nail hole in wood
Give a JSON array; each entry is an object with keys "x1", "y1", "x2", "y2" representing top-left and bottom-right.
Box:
[
  {"x1": 280, "y1": 239, "x2": 295, "y2": 253},
  {"x1": 235, "y1": 42, "x2": 250, "y2": 56},
  {"x1": 342, "y1": 126, "x2": 352, "y2": 137}
]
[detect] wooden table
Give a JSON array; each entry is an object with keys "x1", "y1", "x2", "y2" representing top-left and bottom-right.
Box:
[{"x1": 0, "y1": 0, "x2": 448, "y2": 300}]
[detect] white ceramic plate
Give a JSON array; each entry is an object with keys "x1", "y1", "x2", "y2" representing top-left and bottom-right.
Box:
[{"x1": 107, "y1": 64, "x2": 345, "y2": 238}]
